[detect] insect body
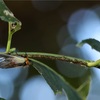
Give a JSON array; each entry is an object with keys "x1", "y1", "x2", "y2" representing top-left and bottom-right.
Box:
[{"x1": 0, "y1": 54, "x2": 30, "y2": 68}]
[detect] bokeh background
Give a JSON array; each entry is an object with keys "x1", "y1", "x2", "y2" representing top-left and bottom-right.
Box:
[{"x1": 0, "y1": 0, "x2": 100, "y2": 100}]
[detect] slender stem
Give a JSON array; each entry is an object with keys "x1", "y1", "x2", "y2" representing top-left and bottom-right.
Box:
[
  {"x1": 6, "y1": 22, "x2": 12, "y2": 53},
  {"x1": 12, "y1": 52, "x2": 93, "y2": 67},
  {"x1": 87, "y1": 59, "x2": 100, "y2": 67},
  {"x1": 0, "y1": 52, "x2": 100, "y2": 68}
]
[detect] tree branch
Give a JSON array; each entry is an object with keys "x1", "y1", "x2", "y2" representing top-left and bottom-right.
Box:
[
  {"x1": 12, "y1": 52, "x2": 93, "y2": 67},
  {"x1": 0, "y1": 52, "x2": 99, "y2": 68}
]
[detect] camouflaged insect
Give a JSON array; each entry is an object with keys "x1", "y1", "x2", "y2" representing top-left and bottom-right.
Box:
[{"x1": 0, "y1": 54, "x2": 29, "y2": 68}]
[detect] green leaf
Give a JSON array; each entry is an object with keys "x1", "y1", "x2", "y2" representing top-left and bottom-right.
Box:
[
  {"x1": 0, "y1": 0, "x2": 20, "y2": 22},
  {"x1": 9, "y1": 48, "x2": 16, "y2": 53},
  {"x1": 0, "y1": 97, "x2": 5, "y2": 100},
  {"x1": 77, "y1": 38, "x2": 100, "y2": 52},
  {"x1": 0, "y1": 0, "x2": 21, "y2": 34},
  {"x1": 29, "y1": 58, "x2": 82, "y2": 100},
  {"x1": 77, "y1": 77, "x2": 90, "y2": 100}
]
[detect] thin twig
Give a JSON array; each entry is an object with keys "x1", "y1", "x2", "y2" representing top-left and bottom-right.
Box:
[
  {"x1": 0, "y1": 52, "x2": 99, "y2": 68},
  {"x1": 11, "y1": 52, "x2": 93, "y2": 67}
]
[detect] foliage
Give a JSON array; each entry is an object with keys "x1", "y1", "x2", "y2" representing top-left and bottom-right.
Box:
[
  {"x1": 0, "y1": 0, "x2": 100, "y2": 100},
  {"x1": 0, "y1": 98, "x2": 5, "y2": 100},
  {"x1": 30, "y1": 58, "x2": 82, "y2": 100},
  {"x1": 77, "y1": 38, "x2": 100, "y2": 52},
  {"x1": 0, "y1": 0, "x2": 20, "y2": 22}
]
